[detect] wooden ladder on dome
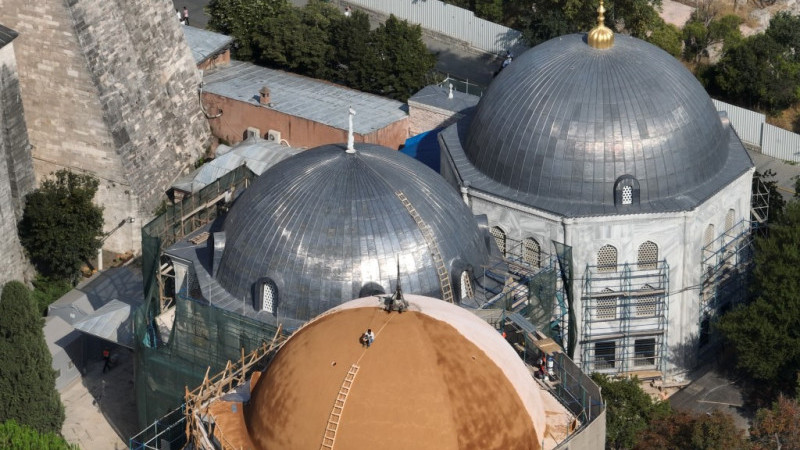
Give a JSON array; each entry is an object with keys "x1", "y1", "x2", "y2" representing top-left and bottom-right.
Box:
[
  {"x1": 395, "y1": 191, "x2": 455, "y2": 304},
  {"x1": 320, "y1": 364, "x2": 360, "y2": 450}
]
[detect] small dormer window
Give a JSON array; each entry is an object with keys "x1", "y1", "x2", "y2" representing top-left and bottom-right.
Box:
[{"x1": 614, "y1": 175, "x2": 640, "y2": 206}]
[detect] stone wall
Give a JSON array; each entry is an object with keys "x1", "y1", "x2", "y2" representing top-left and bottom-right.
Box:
[
  {"x1": 0, "y1": 41, "x2": 34, "y2": 218},
  {"x1": 0, "y1": 0, "x2": 211, "y2": 253},
  {"x1": 0, "y1": 40, "x2": 34, "y2": 285}
]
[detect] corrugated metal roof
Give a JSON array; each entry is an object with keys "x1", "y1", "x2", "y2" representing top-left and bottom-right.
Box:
[
  {"x1": 182, "y1": 26, "x2": 233, "y2": 64},
  {"x1": 172, "y1": 135, "x2": 300, "y2": 193},
  {"x1": 0, "y1": 24, "x2": 19, "y2": 49},
  {"x1": 202, "y1": 61, "x2": 408, "y2": 134}
]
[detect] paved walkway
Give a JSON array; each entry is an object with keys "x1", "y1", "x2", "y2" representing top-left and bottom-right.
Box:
[{"x1": 61, "y1": 351, "x2": 138, "y2": 450}]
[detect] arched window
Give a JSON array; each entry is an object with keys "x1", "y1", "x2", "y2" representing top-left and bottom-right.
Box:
[
  {"x1": 725, "y1": 209, "x2": 735, "y2": 231},
  {"x1": 460, "y1": 271, "x2": 473, "y2": 300},
  {"x1": 490, "y1": 226, "x2": 506, "y2": 256},
  {"x1": 637, "y1": 241, "x2": 658, "y2": 270},
  {"x1": 636, "y1": 284, "x2": 658, "y2": 317},
  {"x1": 597, "y1": 245, "x2": 617, "y2": 272},
  {"x1": 597, "y1": 288, "x2": 617, "y2": 320},
  {"x1": 704, "y1": 224, "x2": 715, "y2": 247},
  {"x1": 523, "y1": 237, "x2": 541, "y2": 268},
  {"x1": 614, "y1": 175, "x2": 640, "y2": 206},
  {"x1": 257, "y1": 279, "x2": 278, "y2": 315}
]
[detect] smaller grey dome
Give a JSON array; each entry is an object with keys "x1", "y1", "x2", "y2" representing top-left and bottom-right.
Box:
[{"x1": 215, "y1": 143, "x2": 490, "y2": 323}]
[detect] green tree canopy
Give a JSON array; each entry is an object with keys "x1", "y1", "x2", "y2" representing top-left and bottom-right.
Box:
[
  {"x1": 591, "y1": 374, "x2": 671, "y2": 449},
  {"x1": 19, "y1": 170, "x2": 104, "y2": 281},
  {"x1": 0, "y1": 420, "x2": 74, "y2": 449},
  {"x1": 0, "y1": 282, "x2": 65, "y2": 434},
  {"x1": 206, "y1": 0, "x2": 290, "y2": 61},
  {"x1": 711, "y1": 13, "x2": 800, "y2": 113},
  {"x1": 209, "y1": 1, "x2": 435, "y2": 102},
  {"x1": 717, "y1": 200, "x2": 800, "y2": 386},
  {"x1": 683, "y1": 13, "x2": 742, "y2": 62}
]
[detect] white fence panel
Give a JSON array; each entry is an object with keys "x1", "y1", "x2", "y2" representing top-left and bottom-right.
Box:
[
  {"x1": 762, "y1": 124, "x2": 800, "y2": 162},
  {"x1": 346, "y1": 0, "x2": 526, "y2": 54},
  {"x1": 711, "y1": 99, "x2": 765, "y2": 146}
]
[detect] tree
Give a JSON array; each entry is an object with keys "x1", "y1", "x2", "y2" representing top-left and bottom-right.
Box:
[
  {"x1": 206, "y1": 0, "x2": 290, "y2": 61},
  {"x1": 591, "y1": 374, "x2": 671, "y2": 449},
  {"x1": 0, "y1": 420, "x2": 74, "y2": 449},
  {"x1": 646, "y1": 21, "x2": 683, "y2": 57},
  {"x1": 363, "y1": 15, "x2": 437, "y2": 101},
  {"x1": 635, "y1": 410, "x2": 750, "y2": 449},
  {"x1": 19, "y1": 170, "x2": 104, "y2": 281},
  {"x1": 683, "y1": 14, "x2": 742, "y2": 62},
  {"x1": 0, "y1": 282, "x2": 65, "y2": 434},
  {"x1": 717, "y1": 200, "x2": 800, "y2": 386},
  {"x1": 750, "y1": 395, "x2": 800, "y2": 450},
  {"x1": 712, "y1": 15, "x2": 800, "y2": 113}
]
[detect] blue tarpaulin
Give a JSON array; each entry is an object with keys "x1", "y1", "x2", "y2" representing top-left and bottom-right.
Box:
[{"x1": 401, "y1": 129, "x2": 442, "y2": 172}]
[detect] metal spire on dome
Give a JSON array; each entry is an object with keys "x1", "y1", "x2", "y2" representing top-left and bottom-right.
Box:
[
  {"x1": 588, "y1": 0, "x2": 614, "y2": 49},
  {"x1": 347, "y1": 106, "x2": 356, "y2": 153}
]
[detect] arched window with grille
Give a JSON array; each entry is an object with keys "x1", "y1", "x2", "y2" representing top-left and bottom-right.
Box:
[
  {"x1": 597, "y1": 288, "x2": 617, "y2": 320},
  {"x1": 725, "y1": 209, "x2": 735, "y2": 231},
  {"x1": 523, "y1": 237, "x2": 541, "y2": 268},
  {"x1": 490, "y1": 226, "x2": 506, "y2": 256},
  {"x1": 460, "y1": 271, "x2": 473, "y2": 300},
  {"x1": 256, "y1": 279, "x2": 278, "y2": 315},
  {"x1": 597, "y1": 245, "x2": 617, "y2": 272},
  {"x1": 704, "y1": 224, "x2": 715, "y2": 247},
  {"x1": 637, "y1": 241, "x2": 658, "y2": 269},
  {"x1": 614, "y1": 175, "x2": 640, "y2": 206}
]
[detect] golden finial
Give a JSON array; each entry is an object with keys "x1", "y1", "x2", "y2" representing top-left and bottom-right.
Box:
[{"x1": 588, "y1": 0, "x2": 614, "y2": 49}]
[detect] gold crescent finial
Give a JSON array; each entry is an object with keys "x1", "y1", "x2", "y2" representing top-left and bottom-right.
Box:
[{"x1": 588, "y1": 0, "x2": 614, "y2": 49}]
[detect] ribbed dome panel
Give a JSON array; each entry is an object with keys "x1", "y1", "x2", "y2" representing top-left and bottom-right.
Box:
[
  {"x1": 215, "y1": 144, "x2": 489, "y2": 322},
  {"x1": 465, "y1": 34, "x2": 727, "y2": 206}
]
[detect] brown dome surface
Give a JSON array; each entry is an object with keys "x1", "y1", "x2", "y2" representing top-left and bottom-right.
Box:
[{"x1": 243, "y1": 295, "x2": 559, "y2": 450}]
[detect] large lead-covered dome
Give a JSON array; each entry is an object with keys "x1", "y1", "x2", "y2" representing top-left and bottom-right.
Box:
[
  {"x1": 463, "y1": 33, "x2": 734, "y2": 211},
  {"x1": 215, "y1": 143, "x2": 490, "y2": 323}
]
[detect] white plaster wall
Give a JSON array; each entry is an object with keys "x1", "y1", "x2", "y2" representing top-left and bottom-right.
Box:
[{"x1": 464, "y1": 166, "x2": 754, "y2": 379}]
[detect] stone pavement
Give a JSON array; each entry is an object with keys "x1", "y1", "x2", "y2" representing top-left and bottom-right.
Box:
[{"x1": 61, "y1": 350, "x2": 138, "y2": 450}]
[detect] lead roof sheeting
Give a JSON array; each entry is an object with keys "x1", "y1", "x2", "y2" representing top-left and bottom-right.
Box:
[
  {"x1": 0, "y1": 24, "x2": 18, "y2": 49},
  {"x1": 408, "y1": 85, "x2": 479, "y2": 114},
  {"x1": 72, "y1": 299, "x2": 133, "y2": 348},
  {"x1": 202, "y1": 61, "x2": 408, "y2": 134},
  {"x1": 442, "y1": 119, "x2": 753, "y2": 217},
  {"x1": 167, "y1": 143, "x2": 491, "y2": 324},
  {"x1": 182, "y1": 26, "x2": 233, "y2": 64},
  {"x1": 463, "y1": 33, "x2": 750, "y2": 208},
  {"x1": 172, "y1": 137, "x2": 300, "y2": 193}
]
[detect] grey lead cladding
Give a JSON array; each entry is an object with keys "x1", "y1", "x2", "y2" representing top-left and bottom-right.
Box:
[
  {"x1": 456, "y1": 33, "x2": 752, "y2": 216},
  {"x1": 214, "y1": 143, "x2": 491, "y2": 323}
]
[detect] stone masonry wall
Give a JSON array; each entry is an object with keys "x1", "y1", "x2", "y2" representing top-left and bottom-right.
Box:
[
  {"x1": 0, "y1": 42, "x2": 34, "y2": 218},
  {"x1": 0, "y1": 42, "x2": 33, "y2": 285},
  {"x1": 408, "y1": 103, "x2": 464, "y2": 136},
  {"x1": 0, "y1": 0, "x2": 210, "y2": 253}
]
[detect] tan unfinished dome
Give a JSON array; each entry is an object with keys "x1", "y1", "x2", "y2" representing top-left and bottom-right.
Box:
[{"x1": 242, "y1": 295, "x2": 569, "y2": 449}]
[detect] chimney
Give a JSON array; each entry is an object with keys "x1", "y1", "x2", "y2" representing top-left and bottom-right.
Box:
[{"x1": 259, "y1": 86, "x2": 271, "y2": 105}]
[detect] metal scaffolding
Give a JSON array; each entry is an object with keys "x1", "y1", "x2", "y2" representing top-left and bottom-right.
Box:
[
  {"x1": 475, "y1": 237, "x2": 571, "y2": 350},
  {"x1": 581, "y1": 261, "x2": 669, "y2": 379},
  {"x1": 698, "y1": 218, "x2": 758, "y2": 349}
]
